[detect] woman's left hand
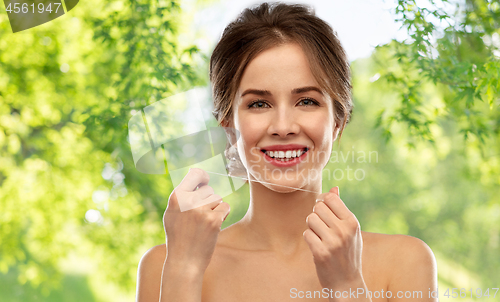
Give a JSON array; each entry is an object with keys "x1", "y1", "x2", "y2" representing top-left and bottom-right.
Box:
[{"x1": 303, "y1": 186, "x2": 366, "y2": 291}]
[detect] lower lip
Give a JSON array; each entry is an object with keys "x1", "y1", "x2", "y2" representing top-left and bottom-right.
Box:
[{"x1": 261, "y1": 150, "x2": 308, "y2": 167}]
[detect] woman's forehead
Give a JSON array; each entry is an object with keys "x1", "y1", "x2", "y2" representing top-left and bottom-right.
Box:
[{"x1": 237, "y1": 43, "x2": 322, "y2": 96}]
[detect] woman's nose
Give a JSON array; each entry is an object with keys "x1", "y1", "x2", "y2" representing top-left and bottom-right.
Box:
[{"x1": 267, "y1": 105, "x2": 300, "y2": 137}]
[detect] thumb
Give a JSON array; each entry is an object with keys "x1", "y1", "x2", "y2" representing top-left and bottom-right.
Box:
[{"x1": 329, "y1": 186, "x2": 340, "y2": 197}]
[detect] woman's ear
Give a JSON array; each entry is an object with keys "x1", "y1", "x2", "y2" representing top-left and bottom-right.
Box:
[
  {"x1": 221, "y1": 118, "x2": 238, "y2": 147},
  {"x1": 220, "y1": 118, "x2": 233, "y2": 128},
  {"x1": 332, "y1": 121, "x2": 341, "y2": 142}
]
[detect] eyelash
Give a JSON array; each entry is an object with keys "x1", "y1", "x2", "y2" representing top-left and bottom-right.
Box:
[{"x1": 247, "y1": 98, "x2": 320, "y2": 109}]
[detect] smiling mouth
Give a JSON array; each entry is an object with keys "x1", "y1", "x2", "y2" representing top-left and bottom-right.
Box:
[{"x1": 260, "y1": 147, "x2": 309, "y2": 162}]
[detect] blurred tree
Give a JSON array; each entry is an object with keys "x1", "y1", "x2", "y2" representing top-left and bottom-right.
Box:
[
  {"x1": 375, "y1": 0, "x2": 500, "y2": 154},
  {"x1": 0, "y1": 0, "x2": 206, "y2": 298},
  {"x1": 363, "y1": 0, "x2": 500, "y2": 290},
  {"x1": 345, "y1": 54, "x2": 500, "y2": 291}
]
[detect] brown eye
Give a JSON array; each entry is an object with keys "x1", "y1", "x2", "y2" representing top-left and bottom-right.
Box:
[
  {"x1": 248, "y1": 100, "x2": 270, "y2": 109},
  {"x1": 297, "y1": 98, "x2": 319, "y2": 106}
]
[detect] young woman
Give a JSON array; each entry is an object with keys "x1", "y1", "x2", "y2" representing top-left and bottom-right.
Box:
[{"x1": 136, "y1": 3, "x2": 438, "y2": 301}]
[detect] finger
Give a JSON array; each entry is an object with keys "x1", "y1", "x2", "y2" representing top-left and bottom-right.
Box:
[
  {"x1": 213, "y1": 201, "x2": 230, "y2": 221},
  {"x1": 323, "y1": 192, "x2": 352, "y2": 220},
  {"x1": 306, "y1": 213, "x2": 330, "y2": 241},
  {"x1": 182, "y1": 193, "x2": 221, "y2": 212},
  {"x1": 315, "y1": 192, "x2": 343, "y2": 220},
  {"x1": 197, "y1": 194, "x2": 223, "y2": 210},
  {"x1": 167, "y1": 191, "x2": 181, "y2": 210},
  {"x1": 193, "y1": 185, "x2": 214, "y2": 200},
  {"x1": 315, "y1": 192, "x2": 328, "y2": 203},
  {"x1": 330, "y1": 186, "x2": 339, "y2": 197},
  {"x1": 303, "y1": 228, "x2": 322, "y2": 252},
  {"x1": 177, "y1": 168, "x2": 210, "y2": 192},
  {"x1": 313, "y1": 201, "x2": 339, "y2": 228}
]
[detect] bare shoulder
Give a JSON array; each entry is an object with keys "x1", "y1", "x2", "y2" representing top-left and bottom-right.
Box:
[
  {"x1": 362, "y1": 231, "x2": 438, "y2": 297},
  {"x1": 363, "y1": 231, "x2": 436, "y2": 267},
  {"x1": 136, "y1": 244, "x2": 167, "y2": 302},
  {"x1": 363, "y1": 231, "x2": 433, "y2": 254},
  {"x1": 143, "y1": 243, "x2": 167, "y2": 258},
  {"x1": 139, "y1": 243, "x2": 167, "y2": 272}
]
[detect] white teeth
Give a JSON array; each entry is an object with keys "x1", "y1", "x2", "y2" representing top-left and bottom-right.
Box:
[{"x1": 265, "y1": 149, "x2": 307, "y2": 159}]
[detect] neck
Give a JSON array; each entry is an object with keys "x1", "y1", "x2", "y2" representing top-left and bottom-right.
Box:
[{"x1": 239, "y1": 179, "x2": 321, "y2": 255}]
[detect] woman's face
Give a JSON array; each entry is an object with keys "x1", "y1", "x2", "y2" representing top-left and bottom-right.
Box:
[{"x1": 232, "y1": 43, "x2": 339, "y2": 192}]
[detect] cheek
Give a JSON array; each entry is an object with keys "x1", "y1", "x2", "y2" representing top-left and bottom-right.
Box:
[
  {"x1": 312, "y1": 124, "x2": 332, "y2": 148},
  {"x1": 234, "y1": 113, "x2": 264, "y2": 166},
  {"x1": 305, "y1": 115, "x2": 334, "y2": 162}
]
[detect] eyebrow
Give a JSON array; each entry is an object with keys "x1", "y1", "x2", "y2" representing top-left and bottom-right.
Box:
[{"x1": 240, "y1": 86, "x2": 323, "y2": 97}]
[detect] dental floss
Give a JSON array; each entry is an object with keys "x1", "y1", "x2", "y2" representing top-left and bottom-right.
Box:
[{"x1": 204, "y1": 171, "x2": 320, "y2": 194}]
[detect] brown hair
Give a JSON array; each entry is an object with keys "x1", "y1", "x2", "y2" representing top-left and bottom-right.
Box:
[{"x1": 210, "y1": 2, "x2": 353, "y2": 176}]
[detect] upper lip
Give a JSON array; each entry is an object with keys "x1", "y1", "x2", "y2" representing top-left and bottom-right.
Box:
[{"x1": 260, "y1": 144, "x2": 309, "y2": 152}]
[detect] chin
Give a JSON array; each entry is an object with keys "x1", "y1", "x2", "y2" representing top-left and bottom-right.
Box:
[
  {"x1": 248, "y1": 169, "x2": 312, "y2": 193},
  {"x1": 262, "y1": 182, "x2": 300, "y2": 193}
]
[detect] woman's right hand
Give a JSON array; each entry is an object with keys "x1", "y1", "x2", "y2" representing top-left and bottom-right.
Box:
[{"x1": 163, "y1": 168, "x2": 230, "y2": 277}]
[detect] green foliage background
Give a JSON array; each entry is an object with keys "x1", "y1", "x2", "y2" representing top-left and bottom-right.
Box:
[{"x1": 0, "y1": 0, "x2": 498, "y2": 301}]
